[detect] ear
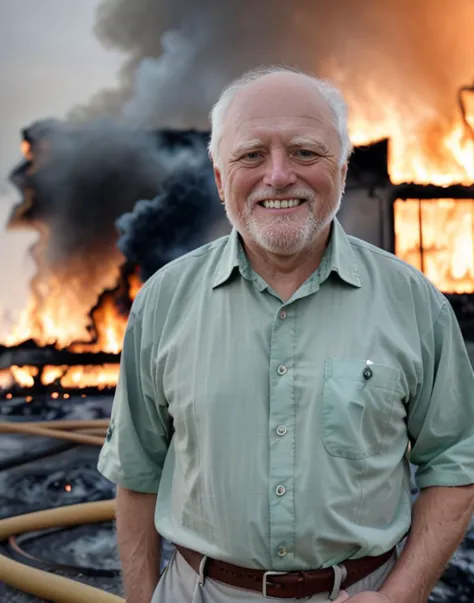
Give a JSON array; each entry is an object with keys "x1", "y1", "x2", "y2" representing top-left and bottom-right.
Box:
[
  {"x1": 212, "y1": 161, "x2": 225, "y2": 202},
  {"x1": 340, "y1": 162, "x2": 348, "y2": 194}
]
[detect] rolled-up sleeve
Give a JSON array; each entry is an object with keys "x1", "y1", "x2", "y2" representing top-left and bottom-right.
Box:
[
  {"x1": 408, "y1": 301, "x2": 474, "y2": 490},
  {"x1": 97, "y1": 303, "x2": 172, "y2": 493}
]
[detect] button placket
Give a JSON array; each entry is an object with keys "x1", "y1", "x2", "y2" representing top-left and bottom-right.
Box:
[{"x1": 269, "y1": 303, "x2": 295, "y2": 567}]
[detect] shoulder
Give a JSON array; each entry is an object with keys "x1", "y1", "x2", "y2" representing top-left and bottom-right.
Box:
[
  {"x1": 348, "y1": 235, "x2": 447, "y2": 318},
  {"x1": 130, "y1": 235, "x2": 230, "y2": 315}
]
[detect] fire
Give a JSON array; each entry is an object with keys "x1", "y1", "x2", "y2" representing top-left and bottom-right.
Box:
[
  {"x1": 3, "y1": 265, "x2": 139, "y2": 353},
  {"x1": 128, "y1": 272, "x2": 142, "y2": 301},
  {"x1": 348, "y1": 82, "x2": 474, "y2": 293},
  {"x1": 349, "y1": 89, "x2": 474, "y2": 185},
  {"x1": 21, "y1": 140, "x2": 33, "y2": 161},
  {"x1": 394, "y1": 199, "x2": 474, "y2": 293},
  {"x1": 3, "y1": 364, "x2": 119, "y2": 391}
]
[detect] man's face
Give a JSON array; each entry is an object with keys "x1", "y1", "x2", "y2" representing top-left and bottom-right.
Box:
[{"x1": 213, "y1": 74, "x2": 348, "y2": 256}]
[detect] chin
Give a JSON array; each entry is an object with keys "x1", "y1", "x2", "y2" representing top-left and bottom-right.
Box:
[{"x1": 250, "y1": 229, "x2": 311, "y2": 255}]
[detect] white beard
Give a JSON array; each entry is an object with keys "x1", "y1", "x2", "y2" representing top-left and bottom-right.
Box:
[{"x1": 224, "y1": 195, "x2": 341, "y2": 256}]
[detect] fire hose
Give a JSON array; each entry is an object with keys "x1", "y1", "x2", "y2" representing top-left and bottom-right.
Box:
[{"x1": 0, "y1": 418, "x2": 126, "y2": 603}]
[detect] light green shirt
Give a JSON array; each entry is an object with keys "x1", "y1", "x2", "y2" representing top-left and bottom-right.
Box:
[{"x1": 97, "y1": 219, "x2": 474, "y2": 571}]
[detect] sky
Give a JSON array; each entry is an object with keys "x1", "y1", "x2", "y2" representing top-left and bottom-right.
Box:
[{"x1": 0, "y1": 0, "x2": 123, "y2": 321}]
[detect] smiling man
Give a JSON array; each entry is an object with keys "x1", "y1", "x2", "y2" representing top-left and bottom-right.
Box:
[{"x1": 97, "y1": 66, "x2": 474, "y2": 603}]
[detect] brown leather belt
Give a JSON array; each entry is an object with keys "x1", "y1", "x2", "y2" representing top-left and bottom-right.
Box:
[{"x1": 176, "y1": 544, "x2": 395, "y2": 599}]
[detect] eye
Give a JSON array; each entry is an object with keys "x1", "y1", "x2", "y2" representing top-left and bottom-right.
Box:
[
  {"x1": 239, "y1": 151, "x2": 264, "y2": 164},
  {"x1": 243, "y1": 151, "x2": 262, "y2": 160},
  {"x1": 294, "y1": 149, "x2": 318, "y2": 159}
]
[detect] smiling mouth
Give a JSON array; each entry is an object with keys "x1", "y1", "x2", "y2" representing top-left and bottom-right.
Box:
[{"x1": 258, "y1": 199, "x2": 305, "y2": 209}]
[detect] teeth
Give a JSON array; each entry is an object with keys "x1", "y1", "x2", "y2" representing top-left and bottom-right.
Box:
[{"x1": 261, "y1": 199, "x2": 302, "y2": 209}]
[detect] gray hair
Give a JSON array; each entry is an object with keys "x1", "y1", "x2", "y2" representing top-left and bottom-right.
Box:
[{"x1": 208, "y1": 65, "x2": 353, "y2": 168}]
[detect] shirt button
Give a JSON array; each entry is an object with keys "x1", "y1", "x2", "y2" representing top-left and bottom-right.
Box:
[
  {"x1": 279, "y1": 310, "x2": 287, "y2": 320},
  {"x1": 277, "y1": 365, "x2": 287, "y2": 376},
  {"x1": 276, "y1": 485, "x2": 286, "y2": 496},
  {"x1": 276, "y1": 425, "x2": 287, "y2": 436},
  {"x1": 278, "y1": 546, "x2": 288, "y2": 557}
]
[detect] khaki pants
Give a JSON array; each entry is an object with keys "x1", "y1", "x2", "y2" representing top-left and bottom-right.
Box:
[{"x1": 152, "y1": 550, "x2": 397, "y2": 602}]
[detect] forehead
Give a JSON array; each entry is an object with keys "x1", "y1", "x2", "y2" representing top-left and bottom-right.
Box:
[{"x1": 222, "y1": 74, "x2": 339, "y2": 152}]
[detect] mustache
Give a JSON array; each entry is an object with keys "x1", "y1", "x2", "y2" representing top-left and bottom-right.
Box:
[{"x1": 247, "y1": 188, "x2": 316, "y2": 204}]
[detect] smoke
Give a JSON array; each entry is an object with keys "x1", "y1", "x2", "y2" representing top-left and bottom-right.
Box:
[
  {"x1": 10, "y1": 121, "x2": 205, "y2": 263},
  {"x1": 7, "y1": 122, "x2": 212, "y2": 323},
  {"x1": 69, "y1": 0, "x2": 474, "y2": 134},
  {"x1": 116, "y1": 165, "x2": 224, "y2": 281}
]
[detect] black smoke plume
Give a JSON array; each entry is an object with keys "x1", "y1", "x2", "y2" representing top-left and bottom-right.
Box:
[
  {"x1": 116, "y1": 165, "x2": 224, "y2": 281},
  {"x1": 7, "y1": 123, "x2": 217, "y2": 321}
]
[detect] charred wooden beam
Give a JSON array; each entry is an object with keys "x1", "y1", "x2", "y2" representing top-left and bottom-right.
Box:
[
  {"x1": 391, "y1": 183, "x2": 474, "y2": 201},
  {"x1": 0, "y1": 341, "x2": 120, "y2": 370}
]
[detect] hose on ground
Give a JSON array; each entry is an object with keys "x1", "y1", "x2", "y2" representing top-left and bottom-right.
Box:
[
  {"x1": 0, "y1": 419, "x2": 109, "y2": 471},
  {"x1": 0, "y1": 420, "x2": 106, "y2": 446},
  {"x1": 0, "y1": 418, "x2": 128, "y2": 602},
  {"x1": 0, "y1": 500, "x2": 124, "y2": 602},
  {"x1": 9, "y1": 528, "x2": 120, "y2": 577}
]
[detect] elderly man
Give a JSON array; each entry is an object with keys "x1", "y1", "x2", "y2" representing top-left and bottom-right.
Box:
[{"x1": 97, "y1": 66, "x2": 474, "y2": 603}]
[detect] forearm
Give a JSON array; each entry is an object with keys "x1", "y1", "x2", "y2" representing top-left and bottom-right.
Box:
[
  {"x1": 379, "y1": 484, "x2": 474, "y2": 603},
  {"x1": 116, "y1": 486, "x2": 161, "y2": 603}
]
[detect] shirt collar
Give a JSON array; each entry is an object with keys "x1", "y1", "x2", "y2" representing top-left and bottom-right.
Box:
[{"x1": 212, "y1": 218, "x2": 361, "y2": 289}]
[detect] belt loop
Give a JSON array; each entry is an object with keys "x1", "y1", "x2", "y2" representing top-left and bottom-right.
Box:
[
  {"x1": 198, "y1": 554, "x2": 208, "y2": 586},
  {"x1": 328, "y1": 564, "x2": 347, "y2": 601}
]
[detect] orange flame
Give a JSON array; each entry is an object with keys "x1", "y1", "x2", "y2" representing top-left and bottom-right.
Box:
[
  {"x1": 2, "y1": 364, "x2": 120, "y2": 391},
  {"x1": 394, "y1": 199, "x2": 474, "y2": 293}
]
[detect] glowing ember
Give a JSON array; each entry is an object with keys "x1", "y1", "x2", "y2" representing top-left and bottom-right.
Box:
[{"x1": 394, "y1": 199, "x2": 474, "y2": 293}]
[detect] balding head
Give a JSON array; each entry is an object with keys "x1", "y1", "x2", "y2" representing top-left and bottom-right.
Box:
[{"x1": 209, "y1": 66, "x2": 352, "y2": 169}]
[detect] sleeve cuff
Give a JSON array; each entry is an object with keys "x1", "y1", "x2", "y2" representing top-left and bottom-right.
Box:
[{"x1": 97, "y1": 454, "x2": 161, "y2": 494}]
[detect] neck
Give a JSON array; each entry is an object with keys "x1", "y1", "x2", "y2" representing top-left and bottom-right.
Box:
[{"x1": 242, "y1": 225, "x2": 331, "y2": 301}]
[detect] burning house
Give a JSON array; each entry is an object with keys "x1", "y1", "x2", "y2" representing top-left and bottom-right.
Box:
[{"x1": 1, "y1": 0, "x2": 474, "y2": 601}]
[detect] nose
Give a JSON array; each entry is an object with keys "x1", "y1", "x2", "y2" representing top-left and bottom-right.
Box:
[{"x1": 263, "y1": 150, "x2": 297, "y2": 190}]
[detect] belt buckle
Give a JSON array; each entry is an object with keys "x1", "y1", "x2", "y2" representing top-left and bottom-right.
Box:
[{"x1": 263, "y1": 570, "x2": 288, "y2": 598}]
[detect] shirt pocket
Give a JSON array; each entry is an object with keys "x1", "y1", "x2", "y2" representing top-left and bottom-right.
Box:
[{"x1": 321, "y1": 358, "x2": 403, "y2": 460}]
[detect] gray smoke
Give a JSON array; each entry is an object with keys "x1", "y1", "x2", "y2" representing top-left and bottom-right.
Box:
[
  {"x1": 6, "y1": 121, "x2": 210, "y2": 331},
  {"x1": 69, "y1": 0, "x2": 474, "y2": 132}
]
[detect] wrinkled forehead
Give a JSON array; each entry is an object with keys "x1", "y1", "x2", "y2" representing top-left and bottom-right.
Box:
[{"x1": 221, "y1": 75, "x2": 340, "y2": 155}]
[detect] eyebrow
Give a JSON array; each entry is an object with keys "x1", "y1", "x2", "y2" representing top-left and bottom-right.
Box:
[
  {"x1": 231, "y1": 140, "x2": 264, "y2": 158},
  {"x1": 289, "y1": 137, "x2": 329, "y2": 152}
]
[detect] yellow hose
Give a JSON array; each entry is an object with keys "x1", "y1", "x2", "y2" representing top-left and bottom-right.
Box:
[
  {"x1": 0, "y1": 419, "x2": 127, "y2": 600},
  {"x1": 0, "y1": 500, "x2": 124, "y2": 602},
  {"x1": 26, "y1": 419, "x2": 110, "y2": 430},
  {"x1": 76, "y1": 428, "x2": 109, "y2": 436},
  {"x1": 0, "y1": 420, "x2": 105, "y2": 446}
]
